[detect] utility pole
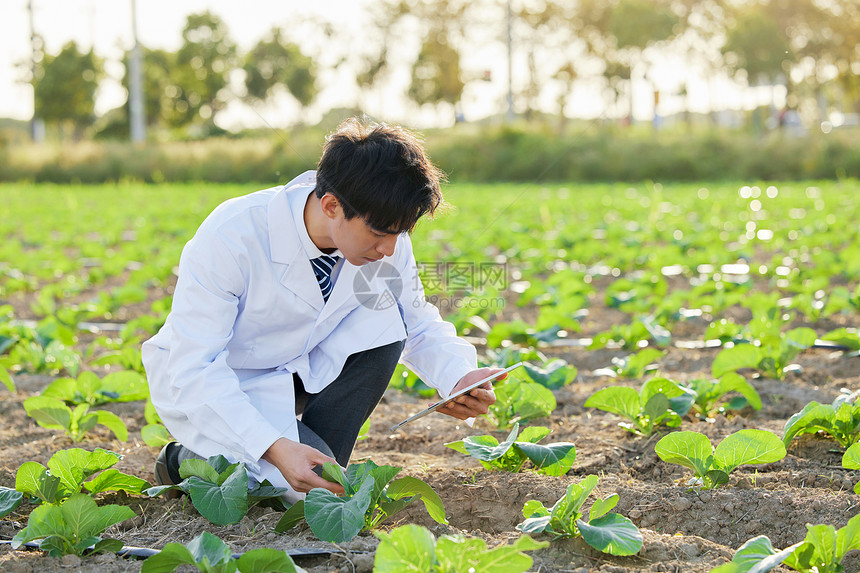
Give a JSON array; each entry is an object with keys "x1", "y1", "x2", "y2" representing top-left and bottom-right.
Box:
[
  {"x1": 28, "y1": 0, "x2": 44, "y2": 142},
  {"x1": 506, "y1": 0, "x2": 514, "y2": 121},
  {"x1": 129, "y1": 0, "x2": 146, "y2": 142}
]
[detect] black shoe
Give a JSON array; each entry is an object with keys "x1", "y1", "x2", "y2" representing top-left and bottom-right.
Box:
[{"x1": 154, "y1": 442, "x2": 184, "y2": 499}]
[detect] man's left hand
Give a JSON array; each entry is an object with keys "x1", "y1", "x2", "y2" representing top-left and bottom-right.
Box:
[{"x1": 437, "y1": 367, "x2": 505, "y2": 420}]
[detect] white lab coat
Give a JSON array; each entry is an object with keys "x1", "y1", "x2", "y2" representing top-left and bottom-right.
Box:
[{"x1": 142, "y1": 171, "x2": 477, "y2": 498}]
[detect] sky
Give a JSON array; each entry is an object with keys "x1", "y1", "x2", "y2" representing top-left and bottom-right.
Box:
[{"x1": 0, "y1": 0, "x2": 769, "y2": 130}]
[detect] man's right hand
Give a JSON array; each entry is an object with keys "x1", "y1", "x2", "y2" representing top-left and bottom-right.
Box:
[{"x1": 262, "y1": 437, "x2": 345, "y2": 495}]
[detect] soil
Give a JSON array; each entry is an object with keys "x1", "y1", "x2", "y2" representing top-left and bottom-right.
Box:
[{"x1": 1, "y1": 279, "x2": 859, "y2": 572}]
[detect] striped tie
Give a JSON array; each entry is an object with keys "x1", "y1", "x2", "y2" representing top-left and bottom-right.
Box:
[{"x1": 311, "y1": 254, "x2": 340, "y2": 302}]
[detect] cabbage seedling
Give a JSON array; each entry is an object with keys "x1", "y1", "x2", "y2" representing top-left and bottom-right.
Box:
[
  {"x1": 584, "y1": 377, "x2": 692, "y2": 436},
  {"x1": 374, "y1": 524, "x2": 548, "y2": 573},
  {"x1": 446, "y1": 422, "x2": 575, "y2": 476},
  {"x1": 783, "y1": 390, "x2": 860, "y2": 449},
  {"x1": 655, "y1": 429, "x2": 786, "y2": 489},
  {"x1": 516, "y1": 474, "x2": 643, "y2": 556},
  {"x1": 141, "y1": 531, "x2": 305, "y2": 573}
]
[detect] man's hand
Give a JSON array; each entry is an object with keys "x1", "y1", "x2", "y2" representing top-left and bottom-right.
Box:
[
  {"x1": 262, "y1": 437, "x2": 345, "y2": 495},
  {"x1": 437, "y1": 367, "x2": 505, "y2": 420}
]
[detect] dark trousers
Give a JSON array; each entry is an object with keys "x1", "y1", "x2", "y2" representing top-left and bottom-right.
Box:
[
  {"x1": 294, "y1": 339, "x2": 404, "y2": 466},
  {"x1": 165, "y1": 339, "x2": 404, "y2": 482}
]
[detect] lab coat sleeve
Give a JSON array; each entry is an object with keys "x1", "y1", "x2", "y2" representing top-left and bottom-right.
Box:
[
  {"x1": 393, "y1": 235, "x2": 478, "y2": 399},
  {"x1": 161, "y1": 230, "x2": 284, "y2": 464}
]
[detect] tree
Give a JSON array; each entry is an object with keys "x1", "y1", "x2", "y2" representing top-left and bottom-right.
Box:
[
  {"x1": 167, "y1": 11, "x2": 237, "y2": 129},
  {"x1": 408, "y1": 25, "x2": 465, "y2": 117},
  {"x1": 243, "y1": 27, "x2": 318, "y2": 109},
  {"x1": 119, "y1": 47, "x2": 176, "y2": 130},
  {"x1": 722, "y1": 8, "x2": 791, "y2": 86},
  {"x1": 34, "y1": 41, "x2": 101, "y2": 139}
]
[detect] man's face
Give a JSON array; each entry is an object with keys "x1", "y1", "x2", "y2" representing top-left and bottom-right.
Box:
[{"x1": 332, "y1": 213, "x2": 400, "y2": 266}]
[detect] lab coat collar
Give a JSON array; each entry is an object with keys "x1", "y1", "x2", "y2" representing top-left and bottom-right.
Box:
[{"x1": 267, "y1": 172, "x2": 326, "y2": 311}]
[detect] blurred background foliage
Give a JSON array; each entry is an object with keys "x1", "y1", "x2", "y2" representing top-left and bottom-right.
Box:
[{"x1": 2, "y1": 0, "x2": 859, "y2": 183}]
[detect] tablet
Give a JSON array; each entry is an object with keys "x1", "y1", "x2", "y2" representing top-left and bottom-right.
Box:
[{"x1": 389, "y1": 362, "x2": 523, "y2": 432}]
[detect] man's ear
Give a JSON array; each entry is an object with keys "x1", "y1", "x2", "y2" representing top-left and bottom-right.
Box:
[{"x1": 319, "y1": 193, "x2": 340, "y2": 220}]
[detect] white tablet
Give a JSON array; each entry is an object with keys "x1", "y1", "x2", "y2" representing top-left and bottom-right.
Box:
[{"x1": 389, "y1": 362, "x2": 523, "y2": 432}]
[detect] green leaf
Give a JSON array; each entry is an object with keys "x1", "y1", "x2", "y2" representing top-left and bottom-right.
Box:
[
  {"x1": 836, "y1": 513, "x2": 860, "y2": 556},
  {"x1": 91, "y1": 537, "x2": 124, "y2": 555},
  {"x1": 517, "y1": 425, "x2": 552, "y2": 444},
  {"x1": 463, "y1": 424, "x2": 520, "y2": 461},
  {"x1": 12, "y1": 503, "x2": 67, "y2": 548},
  {"x1": 822, "y1": 328, "x2": 860, "y2": 351},
  {"x1": 715, "y1": 535, "x2": 795, "y2": 573},
  {"x1": 655, "y1": 431, "x2": 713, "y2": 478},
  {"x1": 100, "y1": 370, "x2": 149, "y2": 402},
  {"x1": 584, "y1": 387, "x2": 641, "y2": 420},
  {"x1": 84, "y1": 468, "x2": 150, "y2": 495},
  {"x1": 237, "y1": 547, "x2": 304, "y2": 573},
  {"x1": 0, "y1": 365, "x2": 15, "y2": 392},
  {"x1": 514, "y1": 442, "x2": 576, "y2": 476},
  {"x1": 48, "y1": 448, "x2": 120, "y2": 495},
  {"x1": 304, "y1": 477, "x2": 374, "y2": 543},
  {"x1": 187, "y1": 531, "x2": 233, "y2": 568},
  {"x1": 65, "y1": 494, "x2": 134, "y2": 541},
  {"x1": 93, "y1": 409, "x2": 129, "y2": 442},
  {"x1": 782, "y1": 401, "x2": 835, "y2": 446},
  {"x1": 435, "y1": 535, "x2": 488, "y2": 572},
  {"x1": 716, "y1": 373, "x2": 762, "y2": 410},
  {"x1": 843, "y1": 443, "x2": 860, "y2": 470},
  {"x1": 373, "y1": 524, "x2": 436, "y2": 573},
  {"x1": 23, "y1": 395, "x2": 72, "y2": 430},
  {"x1": 577, "y1": 513, "x2": 643, "y2": 556},
  {"x1": 0, "y1": 487, "x2": 24, "y2": 518},
  {"x1": 141, "y1": 423, "x2": 173, "y2": 447},
  {"x1": 386, "y1": 476, "x2": 447, "y2": 524},
  {"x1": 274, "y1": 501, "x2": 305, "y2": 533},
  {"x1": 15, "y1": 461, "x2": 61, "y2": 504},
  {"x1": 713, "y1": 429, "x2": 786, "y2": 473},
  {"x1": 180, "y1": 458, "x2": 223, "y2": 484},
  {"x1": 186, "y1": 465, "x2": 250, "y2": 526},
  {"x1": 712, "y1": 344, "x2": 762, "y2": 378},
  {"x1": 471, "y1": 534, "x2": 548, "y2": 573},
  {"x1": 589, "y1": 494, "x2": 619, "y2": 521},
  {"x1": 346, "y1": 461, "x2": 401, "y2": 503}
]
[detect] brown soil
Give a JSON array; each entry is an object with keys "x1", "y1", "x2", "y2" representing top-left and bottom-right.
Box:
[{"x1": 1, "y1": 295, "x2": 859, "y2": 572}]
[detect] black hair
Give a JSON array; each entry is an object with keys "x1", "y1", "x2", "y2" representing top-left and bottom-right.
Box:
[{"x1": 314, "y1": 117, "x2": 445, "y2": 233}]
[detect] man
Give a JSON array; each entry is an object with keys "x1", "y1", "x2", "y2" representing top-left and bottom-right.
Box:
[{"x1": 142, "y1": 118, "x2": 504, "y2": 501}]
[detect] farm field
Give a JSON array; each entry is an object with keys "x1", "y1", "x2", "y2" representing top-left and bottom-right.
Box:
[{"x1": 1, "y1": 180, "x2": 859, "y2": 572}]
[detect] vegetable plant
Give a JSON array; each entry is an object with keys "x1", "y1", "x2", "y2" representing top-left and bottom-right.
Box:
[
  {"x1": 682, "y1": 372, "x2": 762, "y2": 419},
  {"x1": 11, "y1": 493, "x2": 134, "y2": 557},
  {"x1": 711, "y1": 328, "x2": 817, "y2": 380},
  {"x1": 783, "y1": 513, "x2": 860, "y2": 573},
  {"x1": 446, "y1": 422, "x2": 576, "y2": 476},
  {"x1": 516, "y1": 474, "x2": 643, "y2": 556},
  {"x1": 141, "y1": 398, "x2": 173, "y2": 447},
  {"x1": 374, "y1": 524, "x2": 548, "y2": 573},
  {"x1": 655, "y1": 429, "x2": 786, "y2": 489},
  {"x1": 522, "y1": 358, "x2": 577, "y2": 390},
  {"x1": 23, "y1": 395, "x2": 128, "y2": 442},
  {"x1": 782, "y1": 390, "x2": 860, "y2": 449},
  {"x1": 142, "y1": 531, "x2": 305, "y2": 573},
  {"x1": 484, "y1": 376, "x2": 556, "y2": 429},
  {"x1": 584, "y1": 377, "x2": 692, "y2": 436},
  {"x1": 5, "y1": 447, "x2": 149, "y2": 506},
  {"x1": 275, "y1": 460, "x2": 446, "y2": 543},
  {"x1": 843, "y1": 442, "x2": 860, "y2": 493},
  {"x1": 41, "y1": 370, "x2": 148, "y2": 406},
  {"x1": 593, "y1": 348, "x2": 664, "y2": 379},
  {"x1": 711, "y1": 534, "x2": 802, "y2": 573},
  {"x1": 146, "y1": 455, "x2": 290, "y2": 526}
]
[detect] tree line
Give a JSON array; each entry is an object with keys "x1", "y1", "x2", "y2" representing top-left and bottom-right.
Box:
[{"x1": 27, "y1": 0, "x2": 860, "y2": 140}]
